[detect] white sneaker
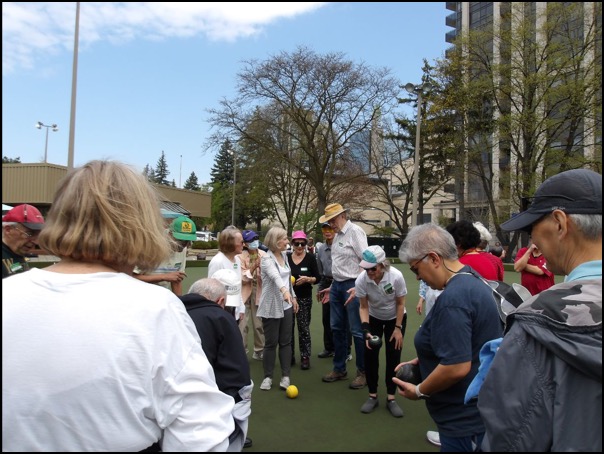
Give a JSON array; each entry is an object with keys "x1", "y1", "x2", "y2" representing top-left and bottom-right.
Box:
[
  {"x1": 252, "y1": 351, "x2": 263, "y2": 361},
  {"x1": 426, "y1": 431, "x2": 441, "y2": 447},
  {"x1": 279, "y1": 376, "x2": 290, "y2": 390},
  {"x1": 260, "y1": 377, "x2": 272, "y2": 391},
  {"x1": 346, "y1": 353, "x2": 353, "y2": 362}
]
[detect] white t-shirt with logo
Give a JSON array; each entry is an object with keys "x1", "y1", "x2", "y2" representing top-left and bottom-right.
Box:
[{"x1": 355, "y1": 266, "x2": 407, "y2": 320}]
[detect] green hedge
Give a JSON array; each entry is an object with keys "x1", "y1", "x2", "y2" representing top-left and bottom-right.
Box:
[{"x1": 193, "y1": 240, "x2": 218, "y2": 249}]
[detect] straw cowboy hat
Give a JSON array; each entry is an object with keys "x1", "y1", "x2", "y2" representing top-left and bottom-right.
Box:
[{"x1": 319, "y1": 203, "x2": 348, "y2": 223}]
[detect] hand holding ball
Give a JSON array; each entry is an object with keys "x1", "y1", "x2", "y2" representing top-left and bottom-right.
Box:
[
  {"x1": 286, "y1": 385, "x2": 298, "y2": 399},
  {"x1": 367, "y1": 335, "x2": 382, "y2": 349},
  {"x1": 396, "y1": 363, "x2": 421, "y2": 385}
]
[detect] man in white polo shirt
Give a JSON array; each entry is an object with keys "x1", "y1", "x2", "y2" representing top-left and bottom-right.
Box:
[{"x1": 319, "y1": 203, "x2": 368, "y2": 389}]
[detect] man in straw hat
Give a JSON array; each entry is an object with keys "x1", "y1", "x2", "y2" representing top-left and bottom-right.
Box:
[{"x1": 318, "y1": 203, "x2": 369, "y2": 389}]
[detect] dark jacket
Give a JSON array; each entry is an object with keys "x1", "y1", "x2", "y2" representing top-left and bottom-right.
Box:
[
  {"x1": 2, "y1": 242, "x2": 29, "y2": 279},
  {"x1": 179, "y1": 294, "x2": 251, "y2": 402},
  {"x1": 478, "y1": 279, "x2": 602, "y2": 452}
]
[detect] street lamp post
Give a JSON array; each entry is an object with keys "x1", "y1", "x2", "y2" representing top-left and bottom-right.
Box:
[
  {"x1": 36, "y1": 121, "x2": 59, "y2": 163},
  {"x1": 405, "y1": 82, "x2": 428, "y2": 227},
  {"x1": 231, "y1": 149, "x2": 237, "y2": 226}
]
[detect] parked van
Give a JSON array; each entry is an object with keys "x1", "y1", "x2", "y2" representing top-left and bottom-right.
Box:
[{"x1": 196, "y1": 231, "x2": 212, "y2": 242}]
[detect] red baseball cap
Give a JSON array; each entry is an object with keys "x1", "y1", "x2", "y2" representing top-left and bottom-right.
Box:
[{"x1": 2, "y1": 204, "x2": 45, "y2": 230}]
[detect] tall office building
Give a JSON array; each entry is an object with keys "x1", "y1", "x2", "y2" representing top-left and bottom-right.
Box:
[{"x1": 437, "y1": 2, "x2": 601, "y2": 229}]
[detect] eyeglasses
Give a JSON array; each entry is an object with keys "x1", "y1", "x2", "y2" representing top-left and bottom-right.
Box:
[
  {"x1": 13, "y1": 225, "x2": 37, "y2": 238},
  {"x1": 364, "y1": 266, "x2": 378, "y2": 272},
  {"x1": 292, "y1": 242, "x2": 307, "y2": 247},
  {"x1": 410, "y1": 253, "x2": 430, "y2": 276},
  {"x1": 327, "y1": 215, "x2": 341, "y2": 226}
]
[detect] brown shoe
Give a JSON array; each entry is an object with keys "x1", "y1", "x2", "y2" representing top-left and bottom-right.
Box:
[
  {"x1": 322, "y1": 370, "x2": 348, "y2": 382},
  {"x1": 349, "y1": 370, "x2": 367, "y2": 389}
]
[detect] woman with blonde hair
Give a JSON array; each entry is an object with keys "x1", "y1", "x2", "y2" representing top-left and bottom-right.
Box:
[
  {"x1": 2, "y1": 160, "x2": 235, "y2": 452},
  {"x1": 257, "y1": 226, "x2": 299, "y2": 391}
]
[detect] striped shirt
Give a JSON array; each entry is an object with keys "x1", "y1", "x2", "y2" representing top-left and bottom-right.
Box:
[{"x1": 331, "y1": 220, "x2": 368, "y2": 281}]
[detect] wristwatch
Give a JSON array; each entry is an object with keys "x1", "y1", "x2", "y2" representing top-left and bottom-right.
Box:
[
  {"x1": 395, "y1": 324, "x2": 403, "y2": 331},
  {"x1": 415, "y1": 383, "x2": 430, "y2": 400}
]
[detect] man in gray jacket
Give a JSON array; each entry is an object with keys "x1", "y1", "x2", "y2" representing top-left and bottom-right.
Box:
[{"x1": 478, "y1": 169, "x2": 602, "y2": 452}]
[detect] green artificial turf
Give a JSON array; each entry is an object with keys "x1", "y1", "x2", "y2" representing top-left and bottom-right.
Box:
[{"x1": 181, "y1": 264, "x2": 562, "y2": 452}]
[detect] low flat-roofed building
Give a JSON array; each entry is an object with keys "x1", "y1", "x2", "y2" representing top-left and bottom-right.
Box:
[{"x1": 2, "y1": 162, "x2": 211, "y2": 218}]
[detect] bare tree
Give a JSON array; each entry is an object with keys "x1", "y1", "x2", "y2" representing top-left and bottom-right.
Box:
[{"x1": 207, "y1": 46, "x2": 401, "y2": 226}]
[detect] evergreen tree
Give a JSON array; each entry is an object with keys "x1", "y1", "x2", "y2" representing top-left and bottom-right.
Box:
[
  {"x1": 183, "y1": 171, "x2": 201, "y2": 191},
  {"x1": 153, "y1": 151, "x2": 170, "y2": 186},
  {"x1": 210, "y1": 140, "x2": 235, "y2": 185},
  {"x1": 210, "y1": 139, "x2": 235, "y2": 229},
  {"x1": 142, "y1": 164, "x2": 154, "y2": 182},
  {"x1": 2, "y1": 156, "x2": 21, "y2": 163}
]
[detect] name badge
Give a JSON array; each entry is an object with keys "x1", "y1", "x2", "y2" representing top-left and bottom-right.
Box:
[
  {"x1": 10, "y1": 262, "x2": 23, "y2": 273},
  {"x1": 383, "y1": 283, "x2": 394, "y2": 295},
  {"x1": 301, "y1": 267, "x2": 308, "y2": 272}
]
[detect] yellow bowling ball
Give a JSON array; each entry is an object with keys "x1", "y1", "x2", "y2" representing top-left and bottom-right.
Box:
[
  {"x1": 286, "y1": 385, "x2": 299, "y2": 399},
  {"x1": 291, "y1": 276, "x2": 296, "y2": 285}
]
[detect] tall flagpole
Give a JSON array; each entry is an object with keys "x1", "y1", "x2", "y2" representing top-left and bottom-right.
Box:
[{"x1": 67, "y1": 2, "x2": 80, "y2": 170}]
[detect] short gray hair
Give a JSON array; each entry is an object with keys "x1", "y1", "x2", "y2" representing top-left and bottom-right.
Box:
[
  {"x1": 399, "y1": 223, "x2": 458, "y2": 263},
  {"x1": 569, "y1": 214, "x2": 602, "y2": 241},
  {"x1": 188, "y1": 278, "x2": 226, "y2": 302}
]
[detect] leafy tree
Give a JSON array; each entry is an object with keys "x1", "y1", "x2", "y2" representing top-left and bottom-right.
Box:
[
  {"x1": 207, "y1": 46, "x2": 401, "y2": 224},
  {"x1": 438, "y1": 2, "x2": 602, "y2": 255},
  {"x1": 2, "y1": 156, "x2": 21, "y2": 163},
  {"x1": 183, "y1": 171, "x2": 201, "y2": 191}
]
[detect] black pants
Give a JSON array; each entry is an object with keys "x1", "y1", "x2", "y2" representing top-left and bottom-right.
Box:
[
  {"x1": 292, "y1": 297, "x2": 313, "y2": 359},
  {"x1": 321, "y1": 300, "x2": 334, "y2": 352},
  {"x1": 364, "y1": 313, "x2": 408, "y2": 395}
]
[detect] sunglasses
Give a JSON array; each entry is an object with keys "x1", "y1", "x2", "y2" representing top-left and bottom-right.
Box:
[
  {"x1": 364, "y1": 266, "x2": 378, "y2": 272},
  {"x1": 292, "y1": 242, "x2": 307, "y2": 247},
  {"x1": 410, "y1": 253, "x2": 430, "y2": 276}
]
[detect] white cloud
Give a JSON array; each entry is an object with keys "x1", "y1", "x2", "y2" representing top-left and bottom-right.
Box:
[{"x1": 2, "y1": 2, "x2": 328, "y2": 74}]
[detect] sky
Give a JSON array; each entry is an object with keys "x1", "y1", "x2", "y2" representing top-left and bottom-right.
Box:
[{"x1": 2, "y1": 2, "x2": 450, "y2": 186}]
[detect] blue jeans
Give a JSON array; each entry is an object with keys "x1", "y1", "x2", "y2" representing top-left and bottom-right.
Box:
[{"x1": 329, "y1": 279, "x2": 364, "y2": 373}]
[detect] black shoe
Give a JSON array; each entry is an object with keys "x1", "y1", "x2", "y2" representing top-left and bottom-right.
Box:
[
  {"x1": 301, "y1": 357, "x2": 310, "y2": 370},
  {"x1": 244, "y1": 437, "x2": 252, "y2": 448},
  {"x1": 318, "y1": 350, "x2": 335, "y2": 358}
]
